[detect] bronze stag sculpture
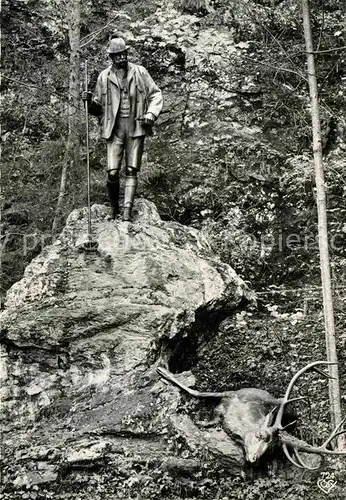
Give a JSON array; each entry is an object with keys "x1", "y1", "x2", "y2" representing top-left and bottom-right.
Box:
[{"x1": 157, "y1": 361, "x2": 346, "y2": 469}]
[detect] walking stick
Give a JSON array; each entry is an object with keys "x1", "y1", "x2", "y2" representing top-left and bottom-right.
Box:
[{"x1": 81, "y1": 60, "x2": 98, "y2": 252}]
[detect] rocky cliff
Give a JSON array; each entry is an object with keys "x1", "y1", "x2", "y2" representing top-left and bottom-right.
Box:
[{"x1": 1, "y1": 199, "x2": 253, "y2": 497}]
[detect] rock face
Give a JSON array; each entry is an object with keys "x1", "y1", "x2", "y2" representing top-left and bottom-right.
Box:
[{"x1": 0, "y1": 199, "x2": 253, "y2": 494}]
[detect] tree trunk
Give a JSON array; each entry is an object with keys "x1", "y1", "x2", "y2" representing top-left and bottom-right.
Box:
[
  {"x1": 301, "y1": 0, "x2": 343, "y2": 447},
  {"x1": 52, "y1": 0, "x2": 81, "y2": 233}
]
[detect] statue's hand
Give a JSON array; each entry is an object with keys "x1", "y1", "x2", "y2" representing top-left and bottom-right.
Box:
[
  {"x1": 81, "y1": 91, "x2": 92, "y2": 103},
  {"x1": 139, "y1": 113, "x2": 156, "y2": 126}
]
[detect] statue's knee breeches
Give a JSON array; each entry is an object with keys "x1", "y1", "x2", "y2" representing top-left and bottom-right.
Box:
[
  {"x1": 107, "y1": 120, "x2": 145, "y2": 172},
  {"x1": 126, "y1": 137, "x2": 145, "y2": 171},
  {"x1": 107, "y1": 141, "x2": 123, "y2": 173}
]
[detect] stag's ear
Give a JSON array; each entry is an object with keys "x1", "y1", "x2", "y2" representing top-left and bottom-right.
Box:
[{"x1": 264, "y1": 407, "x2": 278, "y2": 427}]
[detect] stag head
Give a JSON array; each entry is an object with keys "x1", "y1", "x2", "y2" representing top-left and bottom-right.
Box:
[
  {"x1": 246, "y1": 361, "x2": 346, "y2": 468},
  {"x1": 244, "y1": 412, "x2": 280, "y2": 463}
]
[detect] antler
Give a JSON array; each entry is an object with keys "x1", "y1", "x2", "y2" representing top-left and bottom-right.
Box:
[
  {"x1": 282, "y1": 443, "x2": 321, "y2": 470},
  {"x1": 273, "y1": 361, "x2": 346, "y2": 469},
  {"x1": 281, "y1": 417, "x2": 346, "y2": 469},
  {"x1": 283, "y1": 417, "x2": 346, "y2": 454},
  {"x1": 273, "y1": 361, "x2": 335, "y2": 430}
]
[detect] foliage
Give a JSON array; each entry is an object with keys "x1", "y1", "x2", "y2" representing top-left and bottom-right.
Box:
[
  {"x1": 3, "y1": 454, "x2": 346, "y2": 499},
  {"x1": 174, "y1": 0, "x2": 210, "y2": 16},
  {"x1": 1, "y1": 0, "x2": 346, "y2": 495}
]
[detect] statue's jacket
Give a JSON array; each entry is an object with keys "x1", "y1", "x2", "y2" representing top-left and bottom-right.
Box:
[{"x1": 90, "y1": 62, "x2": 163, "y2": 139}]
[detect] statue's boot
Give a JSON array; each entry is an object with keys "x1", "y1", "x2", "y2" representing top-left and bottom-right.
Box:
[
  {"x1": 107, "y1": 179, "x2": 120, "y2": 219},
  {"x1": 123, "y1": 176, "x2": 137, "y2": 222}
]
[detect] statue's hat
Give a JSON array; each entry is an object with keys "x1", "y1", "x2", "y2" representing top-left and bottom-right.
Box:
[{"x1": 107, "y1": 37, "x2": 128, "y2": 54}]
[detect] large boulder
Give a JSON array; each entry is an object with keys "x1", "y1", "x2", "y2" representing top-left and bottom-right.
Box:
[{"x1": 0, "y1": 199, "x2": 253, "y2": 495}]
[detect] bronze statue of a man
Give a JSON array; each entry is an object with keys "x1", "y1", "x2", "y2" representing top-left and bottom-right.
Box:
[{"x1": 83, "y1": 37, "x2": 163, "y2": 221}]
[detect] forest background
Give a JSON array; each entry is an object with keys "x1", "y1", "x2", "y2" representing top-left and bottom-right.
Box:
[{"x1": 1, "y1": 0, "x2": 346, "y2": 498}]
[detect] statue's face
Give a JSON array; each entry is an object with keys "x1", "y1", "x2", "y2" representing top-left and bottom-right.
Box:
[{"x1": 110, "y1": 51, "x2": 128, "y2": 69}]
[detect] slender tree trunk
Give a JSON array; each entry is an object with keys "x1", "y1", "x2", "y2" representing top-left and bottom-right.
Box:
[
  {"x1": 52, "y1": 0, "x2": 81, "y2": 233},
  {"x1": 301, "y1": 0, "x2": 342, "y2": 446}
]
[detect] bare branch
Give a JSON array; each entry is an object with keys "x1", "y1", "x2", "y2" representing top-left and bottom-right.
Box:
[
  {"x1": 80, "y1": 13, "x2": 131, "y2": 49},
  {"x1": 322, "y1": 416, "x2": 346, "y2": 448},
  {"x1": 316, "y1": 0, "x2": 325, "y2": 53},
  {"x1": 2, "y1": 75, "x2": 46, "y2": 92},
  {"x1": 2, "y1": 75, "x2": 81, "y2": 113},
  {"x1": 2, "y1": 75, "x2": 68, "y2": 99},
  {"x1": 241, "y1": 55, "x2": 307, "y2": 82},
  {"x1": 309, "y1": 46, "x2": 346, "y2": 54}
]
